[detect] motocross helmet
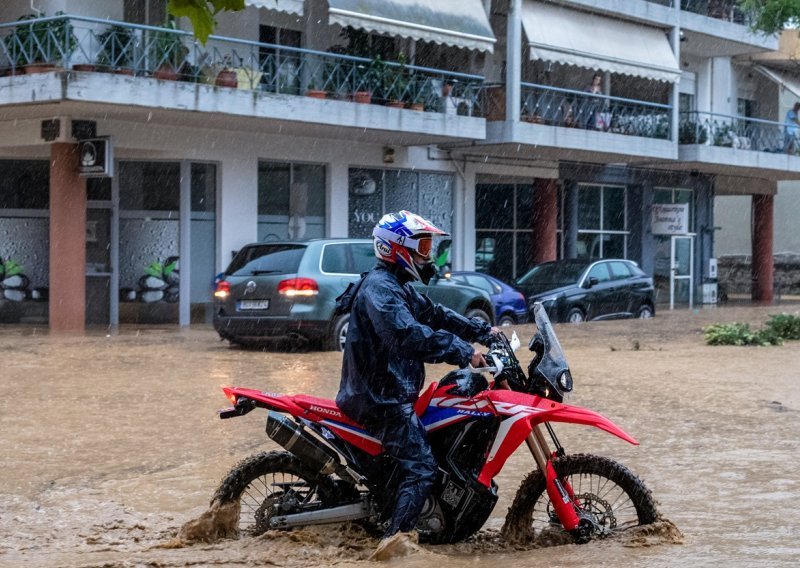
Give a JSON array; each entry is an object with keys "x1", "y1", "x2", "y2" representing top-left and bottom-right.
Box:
[{"x1": 372, "y1": 211, "x2": 449, "y2": 284}]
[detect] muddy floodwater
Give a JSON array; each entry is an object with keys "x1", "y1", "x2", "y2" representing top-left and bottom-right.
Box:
[{"x1": 1, "y1": 304, "x2": 799, "y2": 567}]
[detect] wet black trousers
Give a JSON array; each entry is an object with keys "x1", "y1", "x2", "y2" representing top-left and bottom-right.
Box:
[{"x1": 364, "y1": 403, "x2": 438, "y2": 537}]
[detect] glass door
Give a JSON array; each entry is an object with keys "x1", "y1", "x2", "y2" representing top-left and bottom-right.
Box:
[
  {"x1": 670, "y1": 235, "x2": 694, "y2": 310},
  {"x1": 86, "y1": 206, "x2": 113, "y2": 325}
]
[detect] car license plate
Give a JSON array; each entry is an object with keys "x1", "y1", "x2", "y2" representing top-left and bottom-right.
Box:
[{"x1": 239, "y1": 299, "x2": 270, "y2": 310}]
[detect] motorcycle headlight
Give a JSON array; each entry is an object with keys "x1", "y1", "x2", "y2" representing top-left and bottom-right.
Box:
[{"x1": 557, "y1": 371, "x2": 573, "y2": 392}]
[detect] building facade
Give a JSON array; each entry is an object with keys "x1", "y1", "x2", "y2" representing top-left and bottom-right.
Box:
[{"x1": 0, "y1": 0, "x2": 793, "y2": 329}]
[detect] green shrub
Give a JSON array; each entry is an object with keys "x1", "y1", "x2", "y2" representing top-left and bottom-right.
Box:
[
  {"x1": 765, "y1": 313, "x2": 800, "y2": 341},
  {"x1": 703, "y1": 322, "x2": 782, "y2": 346}
]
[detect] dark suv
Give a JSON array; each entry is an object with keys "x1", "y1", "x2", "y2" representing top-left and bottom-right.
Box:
[{"x1": 213, "y1": 239, "x2": 495, "y2": 350}]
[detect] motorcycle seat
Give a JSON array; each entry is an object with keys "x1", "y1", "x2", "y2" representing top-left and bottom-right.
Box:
[{"x1": 292, "y1": 395, "x2": 361, "y2": 427}]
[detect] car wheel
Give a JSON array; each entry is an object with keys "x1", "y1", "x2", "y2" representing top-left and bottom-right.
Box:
[
  {"x1": 465, "y1": 308, "x2": 492, "y2": 325},
  {"x1": 327, "y1": 314, "x2": 350, "y2": 352},
  {"x1": 566, "y1": 307, "x2": 585, "y2": 324},
  {"x1": 498, "y1": 314, "x2": 515, "y2": 327},
  {"x1": 637, "y1": 304, "x2": 654, "y2": 319}
]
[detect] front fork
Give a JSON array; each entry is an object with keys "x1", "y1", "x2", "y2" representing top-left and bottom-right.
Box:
[{"x1": 525, "y1": 424, "x2": 581, "y2": 532}]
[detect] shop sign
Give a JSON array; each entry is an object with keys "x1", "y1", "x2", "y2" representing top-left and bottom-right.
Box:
[
  {"x1": 79, "y1": 137, "x2": 114, "y2": 177},
  {"x1": 651, "y1": 203, "x2": 688, "y2": 235}
]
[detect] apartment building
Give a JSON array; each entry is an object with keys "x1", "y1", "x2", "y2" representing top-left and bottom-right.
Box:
[{"x1": 0, "y1": 0, "x2": 791, "y2": 329}]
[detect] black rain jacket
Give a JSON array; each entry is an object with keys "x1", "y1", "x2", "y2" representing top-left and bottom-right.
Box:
[{"x1": 335, "y1": 261, "x2": 493, "y2": 424}]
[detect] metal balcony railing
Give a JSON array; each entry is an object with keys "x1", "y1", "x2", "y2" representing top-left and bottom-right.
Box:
[
  {"x1": 510, "y1": 83, "x2": 672, "y2": 140},
  {"x1": 0, "y1": 14, "x2": 485, "y2": 114},
  {"x1": 679, "y1": 111, "x2": 791, "y2": 154},
  {"x1": 680, "y1": 0, "x2": 752, "y2": 25}
]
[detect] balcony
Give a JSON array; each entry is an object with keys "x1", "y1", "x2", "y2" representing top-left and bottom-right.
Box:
[
  {"x1": 0, "y1": 15, "x2": 486, "y2": 145},
  {"x1": 480, "y1": 83, "x2": 676, "y2": 163},
  {"x1": 678, "y1": 111, "x2": 800, "y2": 180},
  {"x1": 678, "y1": 0, "x2": 776, "y2": 55}
]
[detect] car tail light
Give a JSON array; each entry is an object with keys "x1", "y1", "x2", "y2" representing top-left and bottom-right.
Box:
[
  {"x1": 214, "y1": 280, "x2": 230, "y2": 299},
  {"x1": 278, "y1": 277, "x2": 319, "y2": 297}
]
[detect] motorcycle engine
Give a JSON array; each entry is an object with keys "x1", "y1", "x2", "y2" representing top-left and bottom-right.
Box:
[{"x1": 417, "y1": 496, "x2": 444, "y2": 532}]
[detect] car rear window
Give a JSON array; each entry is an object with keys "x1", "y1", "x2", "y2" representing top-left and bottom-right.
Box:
[
  {"x1": 226, "y1": 244, "x2": 306, "y2": 276},
  {"x1": 517, "y1": 262, "x2": 586, "y2": 286}
]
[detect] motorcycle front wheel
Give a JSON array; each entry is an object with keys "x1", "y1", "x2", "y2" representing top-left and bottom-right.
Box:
[
  {"x1": 503, "y1": 453, "x2": 659, "y2": 544},
  {"x1": 213, "y1": 450, "x2": 343, "y2": 536}
]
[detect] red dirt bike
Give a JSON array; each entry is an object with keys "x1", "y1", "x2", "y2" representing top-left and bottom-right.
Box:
[{"x1": 214, "y1": 303, "x2": 658, "y2": 544}]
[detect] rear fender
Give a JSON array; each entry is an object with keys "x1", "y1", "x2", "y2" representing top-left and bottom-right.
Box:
[{"x1": 221, "y1": 386, "x2": 304, "y2": 415}]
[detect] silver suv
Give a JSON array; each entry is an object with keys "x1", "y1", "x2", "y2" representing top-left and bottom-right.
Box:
[{"x1": 213, "y1": 239, "x2": 495, "y2": 350}]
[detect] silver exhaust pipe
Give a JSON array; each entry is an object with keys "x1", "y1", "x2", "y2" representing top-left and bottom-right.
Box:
[
  {"x1": 266, "y1": 411, "x2": 363, "y2": 484},
  {"x1": 269, "y1": 500, "x2": 370, "y2": 529}
]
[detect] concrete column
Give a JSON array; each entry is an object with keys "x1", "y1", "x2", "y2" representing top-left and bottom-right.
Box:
[
  {"x1": 506, "y1": 0, "x2": 522, "y2": 122},
  {"x1": 751, "y1": 194, "x2": 774, "y2": 303},
  {"x1": 328, "y1": 161, "x2": 349, "y2": 237},
  {"x1": 531, "y1": 179, "x2": 558, "y2": 264},
  {"x1": 564, "y1": 182, "x2": 579, "y2": 259},
  {"x1": 49, "y1": 143, "x2": 86, "y2": 331}
]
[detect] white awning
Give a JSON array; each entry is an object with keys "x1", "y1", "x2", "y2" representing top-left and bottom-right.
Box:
[
  {"x1": 245, "y1": 0, "x2": 303, "y2": 16},
  {"x1": 327, "y1": 0, "x2": 496, "y2": 53},
  {"x1": 521, "y1": 1, "x2": 679, "y2": 83},
  {"x1": 755, "y1": 65, "x2": 800, "y2": 99}
]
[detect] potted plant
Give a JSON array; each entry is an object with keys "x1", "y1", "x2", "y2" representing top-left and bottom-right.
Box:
[
  {"x1": 3, "y1": 12, "x2": 77, "y2": 74},
  {"x1": 214, "y1": 56, "x2": 238, "y2": 88},
  {"x1": 384, "y1": 53, "x2": 408, "y2": 108},
  {"x1": 148, "y1": 19, "x2": 188, "y2": 81},
  {"x1": 305, "y1": 77, "x2": 327, "y2": 99},
  {"x1": 96, "y1": 25, "x2": 136, "y2": 75},
  {"x1": 353, "y1": 56, "x2": 383, "y2": 104}
]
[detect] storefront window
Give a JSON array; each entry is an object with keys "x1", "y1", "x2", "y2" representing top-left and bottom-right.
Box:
[
  {"x1": 475, "y1": 183, "x2": 535, "y2": 282},
  {"x1": 258, "y1": 161, "x2": 326, "y2": 241},
  {"x1": 119, "y1": 162, "x2": 180, "y2": 324},
  {"x1": 348, "y1": 168, "x2": 454, "y2": 238},
  {"x1": 191, "y1": 163, "x2": 216, "y2": 323},
  {"x1": 0, "y1": 160, "x2": 49, "y2": 324},
  {"x1": 576, "y1": 184, "x2": 628, "y2": 260}
]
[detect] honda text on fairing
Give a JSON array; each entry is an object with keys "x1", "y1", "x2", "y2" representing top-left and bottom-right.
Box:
[{"x1": 213, "y1": 303, "x2": 659, "y2": 544}]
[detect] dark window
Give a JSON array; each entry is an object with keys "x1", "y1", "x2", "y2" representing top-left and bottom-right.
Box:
[
  {"x1": 227, "y1": 244, "x2": 306, "y2": 276},
  {"x1": 0, "y1": 160, "x2": 49, "y2": 209},
  {"x1": 191, "y1": 163, "x2": 216, "y2": 212},
  {"x1": 87, "y1": 178, "x2": 111, "y2": 201},
  {"x1": 321, "y1": 244, "x2": 348, "y2": 273},
  {"x1": 352, "y1": 244, "x2": 376, "y2": 273},
  {"x1": 608, "y1": 261, "x2": 632, "y2": 280},
  {"x1": 586, "y1": 262, "x2": 611, "y2": 283},
  {"x1": 119, "y1": 162, "x2": 180, "y2": 211}
]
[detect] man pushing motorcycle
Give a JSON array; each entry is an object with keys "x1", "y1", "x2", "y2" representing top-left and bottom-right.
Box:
[{"x1": 335, "y1": 211, "x2": 499, "y2": 560}]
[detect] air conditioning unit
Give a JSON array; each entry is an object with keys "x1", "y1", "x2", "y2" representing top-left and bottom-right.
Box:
[{"x1": 40, "y1": 118, "x2": 96, "y2": 143}]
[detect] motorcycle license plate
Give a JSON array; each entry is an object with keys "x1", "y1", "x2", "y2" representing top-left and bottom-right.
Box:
[{"x1": 239, "y1": 299, "x2": 270, "y2": 310}]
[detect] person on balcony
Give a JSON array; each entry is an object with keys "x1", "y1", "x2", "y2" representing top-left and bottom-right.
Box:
[
  {"x1": 784, "y1": 102, "x2": 800, "y2": 154},
  {"x1": 583, "y1": 73, "x2": 608, "y2": 130}
]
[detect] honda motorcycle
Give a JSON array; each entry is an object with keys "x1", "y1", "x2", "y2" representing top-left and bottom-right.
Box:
[{"x1": 214, "y1": 303, "x2": 658, "y2": 544}]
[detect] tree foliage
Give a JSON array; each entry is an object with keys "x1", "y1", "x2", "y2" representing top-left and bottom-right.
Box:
[
  {"x1": 740, "y1": 0, "x2": 800, "y2": 35},
  {"x1": 167, "y1": 0, "x2": 246, "y2": 44}
]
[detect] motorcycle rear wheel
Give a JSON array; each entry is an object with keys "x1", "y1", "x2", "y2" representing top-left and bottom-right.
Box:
[
  {"x1": 213, "y1": 450, "x2": 343, "y2": 536},
  {"x1": 503, "y1": 453, "x2": 658, "y2": 544}
]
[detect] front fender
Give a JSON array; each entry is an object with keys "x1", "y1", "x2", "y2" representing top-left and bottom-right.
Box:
[
  {"x1": 532, "y1": 404, "x2": 638, "y2": 445},
  {"x1": 476, "y1": 396, "x2": 637, "y2": 486}
]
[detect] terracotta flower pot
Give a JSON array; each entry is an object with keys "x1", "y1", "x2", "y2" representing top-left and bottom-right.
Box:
[
  {"x1": 153, "y1": 64, "x2": 178, "y2": 81},
  {"x1": 353, "y1": 91, "x2": 372, "y2": 104},
  {"x1": 114, "y1": 68, "x2": 135, "y2": 76},
  {"x1": 305, "y1": 89, "x2": 327, "y2": 99},
  {"x1": 215, "y1": 68, "x2": 238, "y2": 88},
  {"x1": 72, "y1": 64, "x2": 97, "y2": 72},
  {"x1": 408, "y1": 102, "x2": 425, "y2": 112},
  {"x1": 24, "y1": 62, "x2": 59, "y2": 75},
  {"x1": 386, "y1": 100, "x2": 405, "y2": 109}
]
